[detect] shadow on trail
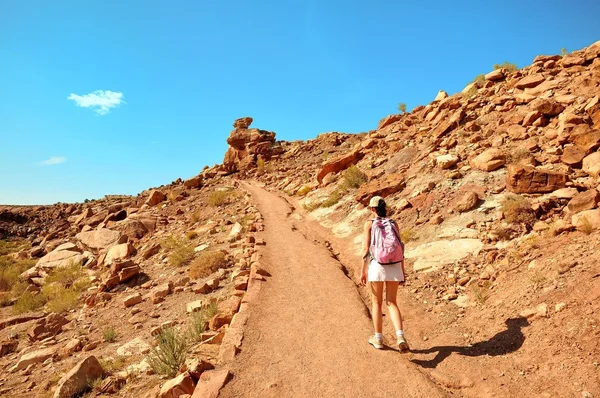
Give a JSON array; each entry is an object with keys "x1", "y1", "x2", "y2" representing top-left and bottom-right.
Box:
[{"x1": 410, "y1": 317, "x2": 529, "y2": 368}]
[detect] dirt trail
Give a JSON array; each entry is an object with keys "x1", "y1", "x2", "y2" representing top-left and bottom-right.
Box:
[{"x1": 221, "y1": 183, "x2": 450, "y2": 398}]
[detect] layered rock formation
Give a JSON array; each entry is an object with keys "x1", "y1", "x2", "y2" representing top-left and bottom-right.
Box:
[{"x1": 222, "y1": 117, "x2": 283, "y2": 173}]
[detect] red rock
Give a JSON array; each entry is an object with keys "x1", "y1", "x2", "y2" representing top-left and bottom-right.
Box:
[
  {"x1": 514, "y1": 74, "x2": 545, "y2": 89},
  {"x1": 146, "y1": 190, "x2": 166, "y2": 206},
  {"x1": 316, "y1": 149, "x2": 364, "y2": 184},
  {"x1": 152, "y1": 283, "x2": 173, "y2": 303},
  {"x1": 506, "y1": 165, "x2": 567, "y2": 193},
  {"x1": 561, "y1": 146, "x2": 586, "y2": 166},
  {"x1": 0, "y1": 338, "x2": 18, "y2": 357},
  {"x1": 533, "y1": 99, "x2": 565, "y2": 116},
  {"x1": 583, "y1": 152, "x2": 600, "y2": 176},
  {"x1": 184, "y1": 175, "x2": 203, "y2": 189},
  {"x1": 191, "y1": 369, "x2": 231, "y2": 398},
  {"x1": 453, "y1": 192, "x2": 480, "y2": 213},
  {"x1": 561, "y1": 55, "x2": 586, "y2": 67},
  {"x1": 431, "y1": 109, "x2": 465, "y2": 139},
  {"x1": 378, "y1": 114, "x2": 402, "y2": 130},
  {"x1": 105, "y1": 242, "x2": 136, "y2": 265},
  {"x1": 186, "y1": 358, "x2": 215, "y2": 380},
  {"x1": 10, "y1": 346, "x2": 57, "y2": 372},
  {"x1": 355, "y1": 173, "x2": 405, "y2": 206},
  {"x1": 470, "y1": 149, "x2": 506, "y2": 171},
  {"x1": 567, "y1": 190, "x2": 600, "y2": 214},
  {"x1": 0, "y1": 312, "x2": 45, "y2": 331},
  {"x1": 159, "y1": 372, "x2": 195, "y2": 398},
  {"x1": 233, "y1": 117, "x2": 253, "y2": 129},
  {"x1": 53, "y1": 356, "x2": 104, "y2": 398},
  {"x1": 124, "y1": 292, "x2": 143, "y2": 307},
  {"x1": 28, "y1": 313, "x2": 69, "y2": 341},
  {"x1": 76, "y1": 228, "x2": 123, "y2": 251},
  {"x1": 570, "y1": 127, "x2": 600, "y2": 153}
]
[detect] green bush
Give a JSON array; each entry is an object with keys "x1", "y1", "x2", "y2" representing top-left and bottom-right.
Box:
[
  {"x1": 341, "y1": 165, "x2": 367, "y2": 189},
  {"x1": 147, "y1": 327, "x2": 188, "y2": 378},
  {"x1": 103, "y1": 327, "x2": 117, "y2": 343}
]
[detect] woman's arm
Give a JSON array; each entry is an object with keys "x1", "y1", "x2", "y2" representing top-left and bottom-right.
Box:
[{"x1": 360, "y1": 221, "x2": 371, "y2": 285}]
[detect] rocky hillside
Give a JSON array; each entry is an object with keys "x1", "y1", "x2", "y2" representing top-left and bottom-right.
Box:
[{"x1": 0, "y1": 40, "x2": 599, "y2": 398}]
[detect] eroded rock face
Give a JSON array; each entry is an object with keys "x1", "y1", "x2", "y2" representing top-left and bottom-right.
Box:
[
  {"x1": 506, "y1": 165, "x2": 567, "y2": 193},
  {"x1": 222, "y1": 117, "x2": 282, "y2": 173},
  {"x1": 355, "y1": 173, "x2": 405, "y2": 206}
]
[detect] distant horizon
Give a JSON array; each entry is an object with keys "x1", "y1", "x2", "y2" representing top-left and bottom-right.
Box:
[{"x1": 2, "y1": 0, "x2": 599, "y2": 205}]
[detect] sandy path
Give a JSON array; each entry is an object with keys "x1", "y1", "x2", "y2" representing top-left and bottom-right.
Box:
[{"x1": 220, "y1": 183, "x2": 449, "y2": 398}]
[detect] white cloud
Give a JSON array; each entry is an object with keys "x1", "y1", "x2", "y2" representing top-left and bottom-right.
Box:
[
  {"x1": 67, "y1": 90, "x2": 124, "y2": 115},
  {"x1": 38, "y1": 156, "x2": 67, "y2": 166}
]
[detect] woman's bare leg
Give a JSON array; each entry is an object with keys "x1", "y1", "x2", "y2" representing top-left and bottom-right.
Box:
[
  {"x1": 370, "y1": 282, "x2": 384, "y2": 333},
  {"x1": 385, "y1": 281, "x2": 404, "y2": 332}
]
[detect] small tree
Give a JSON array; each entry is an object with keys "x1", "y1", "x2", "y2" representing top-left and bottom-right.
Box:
[
  {"x1": 397, "y1": 103, "x2": 407, "y2": 113},
  {"x1": 560, "y1": 48, "x2": 568, "y2": 56}
]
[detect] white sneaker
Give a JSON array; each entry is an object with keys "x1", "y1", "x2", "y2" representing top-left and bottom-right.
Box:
[
  {"x1": 368, "y1": 335, "x2": 383, "y2": 349},
  {"x1": 397, "y1": 335, "x2": 410, "y2": 352}
]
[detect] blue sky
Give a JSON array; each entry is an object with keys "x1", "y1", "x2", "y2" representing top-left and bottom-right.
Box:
[{"x1": 1, "y1": 0, "x2": 599, "y2": 205}]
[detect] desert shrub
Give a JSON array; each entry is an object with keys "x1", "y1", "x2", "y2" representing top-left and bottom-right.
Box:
[
  {"x1": 0, "y1": 257, "x2": 35, "y2": 292},
  {"x1": 528, "y1": 270, "x2": 547, "y2": 290},
  {"x1": 100, "y1": 356, "x2": 128, "y2": 374},
  {"x1": 0, "y1": 239, "x2": 28, "y2": 256},
  {"x1": 400, "y1": 229, "x2": 416, "y2": 243},
  {"x1": 146, "y1": 327, "x2": 188, "y2": 378},
  {"x1": 207, "y1": 190, "x2": 232, "y2": 207},
  {"x1": 462, "y1": 84, "x2": 478, "y2": 99},
  {"x1": 13, "y1": 291, "x2": 46, "y2": 314},
  {"x1": 471, "y1": 74, "x2": 485, "y2": 85},
  {"x1": 186, "y1": 311, "x2": 208, "y2": 343},
  {"x1": 296, "y1": 186, "x2": 311, "y2": 197},
  {"x1": 188, "y1": 250, "x2": 227, "y2": 279},
  {"x1": 341, "y1": 165, "x2": 367, "y2": 189},
  {"x1": 161, "y1": 236, "x2": 195, "y2": 267},
  {"x1": 42, "y1": 283, "x2": 80, "y2": 314},
  {"x1": 493, "y1": 62, "x2": 518, "y2": 73},
  {"x1": 471, "y1": 281, "x2": 491, "y2": 304},
  {"x1": 103, "y1": 327, "x2": 117, "y2": 343},
  {"x1": 45, "y1": 261, "x2": 87, "y2": 288},
  {"x1": 501, "y1": 195, "x2": 536, "y2": 226},
  {"x1": 398, "y1": 103, "x2": 407, "y2": 113},
  {"x1": 186, "y1": 231, "x2": 198, "y2": 240},
  {"x1": 190, "y1": 210, "x2": 202, "y2": 223},
  {"x1": 303, "y1": 201, "x2": 321, "y2": 212},
  {"x1": 257, "y1": 158, "x2": 266, "y2": 174},
  {"x1": 320, "y1": 190, "x2": 343, "y2": 208},
  {"x1": 560, "y1": 48, "x2": 568, "y2": 56}
]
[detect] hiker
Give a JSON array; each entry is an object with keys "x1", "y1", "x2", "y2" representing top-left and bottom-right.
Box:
[{"x1": 360, "y1": 196, "x2": 409, "y2": 352}]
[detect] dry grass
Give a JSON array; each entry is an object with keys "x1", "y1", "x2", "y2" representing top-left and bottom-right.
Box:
[
  {"x1": 207, "y1": 189, "x2": 236, "y2": 207},
  {"x1": 146, "y1": 327, "x2": 188, "y2": 378},
  {"x1": 471, "y1": 281, "x2": 491, "y2": 304},
  {"x1": 528, "y1": 270, "x2": 548, "y2": 290},
  {"x1": 167, "y1": 189, "x2": 183, "y2": 202},
  {"x1": 100, "y1": 356, "x2": 128, "y2": 374},
  {"x1": 320, "y1": 190, "x2": 343, "y2": 208},
  {"x1": 188, "y1": 250, "x2": 227, "y2": 279},
  {"x1": 103, "y1": 327, "x2": 117, "y2": 343},
  {"x1": 341, "y1": 165, "x2": 367, "y2": 189},
  {"x1": 400, "y1": 229, "x2": 416, "y2": 243},
  {"x1": 257, "y1": 158, "x2": 266, "y2": 174},
  {"x1": 501, "y1": 195, "x2": 536, "y2": 226},
  {"x1": 13, "y1": 291, "x2": 46, "y2": 314},
  {"x1": 162, "y1": 236, "x2": 195, "y2": 267},
  {"x1": 493, "y1": 62, "x2": 518, "y2": 72},
  {"x1": 296, "y1": 186, "x2": 311, "y2": 196}
]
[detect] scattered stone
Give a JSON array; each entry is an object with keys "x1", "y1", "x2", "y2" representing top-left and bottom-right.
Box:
[
  {"x1": 76, "y1": 228, "x2": 123, "y2": 251},
  {"x1": 191, "y1": 369, "x2": 231, "y2": 398},
  {"x1": 572, "y1": 209, "x2": 600, "y2": 231},
  {"x1": 355, "y1": 172, "x2": 405, "y2": 206},
  {"x1": 10, "y1": 346, "x2": 57, "y2": 372},
  {"x1": 506, "y1": 165, "x2": 567, "y2": 193},
  {"x1": 28, "y1": 313, "x2": 69, "y2": 341},
  {"x1": 567, "y1": 190, "x2": 600, "y2": 214},
  {"x1": 160, "y1": 372, "x2": 195, "y2": 398},
  {"x1": 146, "y1": 190, "x2": 167, "y2": 206},
  {"x1": 124, "y1": 292, "x2": 143, "y2": 308},
  {"x1": 514, "y1": 74, "x2": 545, "y2": 89},
  {"x1": 152, "y1": 283, "x2": 173, "y2": 304},
  {"x1": 0, "y1": 338, "x2": 18, "y2": 357},
  {"x1": 470, "y1": 149, "x2": 506, "y2": 171},
  {"x1": 453, "y1": 192, "x2": 480, "y2": 213},
  {"x1": 117, "y1": 337, "x2": 151, "y2": 356},
  {"x1": 583, "y1": 152, "x2": 600, "y2": 177},
  {"x1": 436, "y1": 154, "x2": 459, "y2": 169},
  {"x1": 53, "y1": 356, "x2": 104, "y2": 398}
]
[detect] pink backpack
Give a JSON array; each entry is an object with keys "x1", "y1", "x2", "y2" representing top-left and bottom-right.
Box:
[{"x1": 370, "y1": 218, "x2": 404, "y2": 264}]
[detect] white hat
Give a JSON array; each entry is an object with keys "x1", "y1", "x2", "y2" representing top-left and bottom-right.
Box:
[{"x1": 368, "y1": 196, "x2": 384, "y2": 208}]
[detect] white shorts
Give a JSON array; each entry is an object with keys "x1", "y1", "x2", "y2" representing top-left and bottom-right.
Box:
[{"x1": 367, "y1": 259, "x2": 405, "y2": 282}]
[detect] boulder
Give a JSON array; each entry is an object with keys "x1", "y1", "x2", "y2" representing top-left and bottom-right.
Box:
[
  {"x1": 514, "y1": 74, "x2": 545, "y2": 89},
  {"x1": 532, "y1": 99, "x2": 565, "y2": 117},
  {"x1": 317, "y1": 149, "x2": 364, "y2": 184},
  {"x1": 53, "y1": 356, "x2": 104, "y2": 398},
  {"x1": 355, "y1": 173, "x2": 405, "y2": 206},
  {"x1": 117, "y1": 337, "x2": 151, "y2": 356},
  {"x1": 453, "y1": 192, "x2": 480, "y2": 213},
  {"x1": 10, "y1": 346, "x2": 57, "y2": 372},
  {"x1": 434, "y1": 90, "x2": 448, "y2": 101},
  {"x1": 572, "y1": 209, "x2": 600, "y2": 232},
  {"x1": 583, "y1": 152, "x2": 600, "y2": 176},
  {"x1": 159, "y1": 372, "x2": 195, "y2": 398},
  {"x1": 123, "y1": 292, "x2": 143, "y2": 307},
  {"x1": 506, "y1": 165, "x2": 567, "y2": 194},
  {"x1": 550, "y1": 188, "x2": 579, "y2": 199},
  {"x1": 233, "y1": 117, "x2": 252, "y2": 129},
  {"x1": 569, "y1": 127, "x2": 600, "y2": 154},
  {"x1": 470, "y1": 149, "x2": 506, "y2": 171},
  {"x1": 151, "y1": 283, "x2": 173, "y2": 303},
  {"x1": 28, "y1": 313, "x2": 69, "y2": 341},
  {"x1": 567, "y1": 190, "x2": 600, "y2": 214},
  {"x1": 485, "y1": 69, "x2": 504, "y2": 81},
  {"x1": 560, "y1": 145, "x2": 586, "y2": 166},
  {"x1": 377, "y1": 114, "x2": 402, "y2": 130},
  {"x1": 191, "y1": 369, "x2": 231, "y2": 398},
  {"x1": 35, "y1": 249, "x2": 86, "y2": 270},
  {"x1": 146, "y1": 190, "x2": 166, "y2": 206},
  {"x1": 76, "y1": 228, "x2": 123, "y2": 251},
  {"x1": 222, "y1": 119, "x2": 279, "y2": 173},
  {"x1": 184, "y1": 175, "x2": 203, "y2": 189},
  {"x1": 105, "y1": 242, "x2": 136, "y2": 265},
  {"x1": 0, "y1": 338, "x2": 18, "y2": 357},
  {"x1": 436, "y1": 154, "x2": 459, "y2": 169}
]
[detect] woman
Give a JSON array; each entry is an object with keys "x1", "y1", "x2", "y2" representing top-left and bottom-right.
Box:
[{"x1": 360, "y1": 196, "x2": 409, "y2": 352}]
